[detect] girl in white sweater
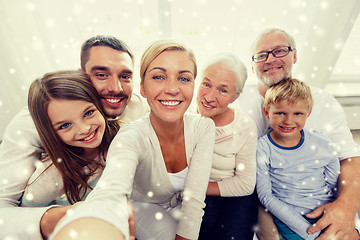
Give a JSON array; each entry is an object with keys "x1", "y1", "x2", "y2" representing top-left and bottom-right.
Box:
[{"x1": 23, "y1": 70, "x2": 120, "y2": 236}]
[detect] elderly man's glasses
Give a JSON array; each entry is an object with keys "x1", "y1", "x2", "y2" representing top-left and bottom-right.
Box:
[{"x1": 252, "y1": 46, "x2": 294, "y2": 63}]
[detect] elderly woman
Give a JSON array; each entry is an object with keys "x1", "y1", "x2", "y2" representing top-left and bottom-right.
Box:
[{"x1": 196, "y1": 54, "x2": 258, "y2": 240}]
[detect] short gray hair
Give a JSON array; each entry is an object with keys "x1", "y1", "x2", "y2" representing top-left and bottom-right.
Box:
[
  {"x1": 202, "y1": 53, "x2": 247, "y2": 96},
  {"x1": 251, "y1": 28, "x2": 296, "y2": 55}
]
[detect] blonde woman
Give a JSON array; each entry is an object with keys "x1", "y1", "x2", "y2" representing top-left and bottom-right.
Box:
[{"x1": 51, "y1": 40, "x2": 215, "y2": 240}]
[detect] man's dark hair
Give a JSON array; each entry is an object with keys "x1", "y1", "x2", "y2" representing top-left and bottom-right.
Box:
[{"x1": 80, "y1": 35, "x2": 134, "y2": 70}]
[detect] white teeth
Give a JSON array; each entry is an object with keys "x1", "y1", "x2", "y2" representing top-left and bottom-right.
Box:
[
  {"x1": 265, "y1": 67, "x2": 281, "y2": 72},
  {"x1": 161, "y1": 101, "x2": 180, "y2": 106},
  {"x1": 203, "y1": 102, "x2": 214, "y2": 108},
  {"x1": 106, "y1": 98, "x2": 120, "y2": 103},
  {"x1": 83, "y1": 131, "x2": 95, "y2": 141}
]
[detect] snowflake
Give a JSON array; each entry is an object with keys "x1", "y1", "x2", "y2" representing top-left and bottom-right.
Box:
[
  {"x1": 26, "y1": 2, "x2": 36, "y2": 11},
  {"x1": 334, "y1": 39, "x2": 344, "y2": 50},
  {"x1": 45, "y1": 19, "x2": 54, "y2": 28},
  {"x1": 324, "y1": 123, "x2": 334, "y2": 133},
  {"x1": 23, "y1": 169, "x2": 30, "y2": 176},
  {"x1": 172, "y1": 208, "x2": 182, "y2": 220},
  {"x1": 252, "y1": 224, "x2": 259, "y2": 233},
  {"x1": 9, "y1": 68, "x2": 15, "y2": 74},
  {"x1": 155, "y1": 212, "x2": 163, "y2": 220},
  {"x1": 25, "y1": 193, "x2": 34, "y2": 201},
  {"x1": 320, "y1": 1, "x2": 329, "y2": 9},
  {"x1": 72, "y1": 4, "x2": 84, "y2": 15},
  {"x1": 68, "y1": 229, "x2": 79, "y2": 238},
  {"x1": 147, "y1": 191, "x2": 153, "y2": 198},
  {"x1": 66, "y1": 208, "x2": 75, "y2": 217},
  {"x1": 297, "y1": 165, "x2": 305, "y2": 171},
  {"x1": 237, "y1": 163, "x2": 245, "y2": 171},
  {"x1": 25, "y1": 223, "x2": 37, "y2": 235}
]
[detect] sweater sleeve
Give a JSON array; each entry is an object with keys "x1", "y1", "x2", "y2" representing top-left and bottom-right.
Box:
[
  {"x1": 21, "y1": 159, "x2": 65, "y2": 207},
  {"x1": 323, "y1": 142, "x2": 341, "y2": 191},
  {"x1": 51, "y1": 123, "x2": 145, "y2": 240},
  {"x1": 176, "y1": 116, "x2": 215, "y2": 240},
  {"x1": 218, "y1": 115, "x2": 258, "y2": 196},
  {"x1": 256, "y1": 139, "x2": 319, "y2": 240},
  {"x1": 0, "y1": 107, "x2": 52, "y2": 240}
]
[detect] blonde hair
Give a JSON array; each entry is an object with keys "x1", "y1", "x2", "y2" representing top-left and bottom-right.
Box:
[
  {"x1": 264, "y1": 78, "x2": 313, "y2": 111},
  {"x1": 140, "y1": 40, "x2": 197, "y2": 82}
]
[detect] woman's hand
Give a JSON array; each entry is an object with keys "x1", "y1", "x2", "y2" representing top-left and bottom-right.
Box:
[
  {"x1": 127, "y1": 199, "x2": 136, "y2": 240},
  {"x1": 40, "y1": 205, "x2": 75, "y2": 239}
]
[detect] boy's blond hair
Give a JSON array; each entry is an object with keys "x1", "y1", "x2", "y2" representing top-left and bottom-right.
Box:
[{"x1": 264, "y1": 78, "x2": 314, "y2": 111}]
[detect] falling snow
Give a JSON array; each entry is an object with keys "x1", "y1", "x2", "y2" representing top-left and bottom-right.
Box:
[
  {"x1": 68, "y1": 229, "x2": 79, "y2": 238},
  {"x1": 155, "y1": 212, "x2": 163, "y2": 220},
  {"x1": 237, "y1": 163, "x2": 245, "y2": 171},
  {"x1": 1, "y1": 1, "x2": 360, "y2": 238}
]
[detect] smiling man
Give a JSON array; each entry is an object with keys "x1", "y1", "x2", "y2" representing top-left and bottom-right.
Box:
[
  {"x1": 80, "y1": 36, "x2": 148, "y2": 120},
  {"x1": 0, "y1": 35, "x2": 148, "y2": 240},
  {"x1": 233, "y1": 28, "x2": 360, "y2": 240}
]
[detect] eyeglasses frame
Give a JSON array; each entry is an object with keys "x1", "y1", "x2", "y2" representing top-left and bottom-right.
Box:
[{"x1": 252, "y1": 46, "x2": 294, "y2": 63}]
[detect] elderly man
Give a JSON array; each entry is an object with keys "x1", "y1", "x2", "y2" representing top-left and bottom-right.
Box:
[{"x1": 233, "y1": 28, "x2": 360, "y2": 240}]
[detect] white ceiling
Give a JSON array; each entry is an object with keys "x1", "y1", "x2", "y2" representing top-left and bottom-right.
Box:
[{"x1": 0, "y1": 0, "x2": 359, "y2": 138}]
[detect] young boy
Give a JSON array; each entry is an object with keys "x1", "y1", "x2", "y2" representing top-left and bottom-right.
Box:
[{"x1": 256, "y1": 78, "x2": 340, "y2": 240}]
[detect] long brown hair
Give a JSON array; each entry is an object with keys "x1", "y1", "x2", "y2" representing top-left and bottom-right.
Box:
[{"x1": 28, "y1": 70, "x2": 119, "y2": 204}]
